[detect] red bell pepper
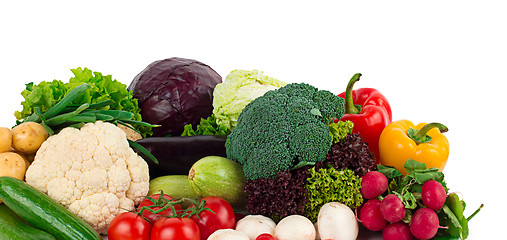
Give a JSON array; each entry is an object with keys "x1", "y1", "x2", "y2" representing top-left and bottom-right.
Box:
[{"x1": 335, "y1": 73, "x2": 392, "y2": 164}]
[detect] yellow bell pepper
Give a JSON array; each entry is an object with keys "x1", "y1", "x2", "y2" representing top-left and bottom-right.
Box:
[{"x1": 379, "y1": 120, "x2": 449, "y2": 175}]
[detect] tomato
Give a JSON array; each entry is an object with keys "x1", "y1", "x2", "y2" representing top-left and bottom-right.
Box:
[
  {"x1": 189, "y1": 196, "x2": 235, "y2": 240},
  {"x1": 256, "y1": 233, "x2": 277, "y2": 240},
  {"x1": 108, "y1": 212, "x2": 151, "y2": 240},
  {"x1": 151, "y1": 217, "x2": 200, "y2": 240},
  {"x1": 137, "y1": 194, "x2": 182, "y2": 222}
]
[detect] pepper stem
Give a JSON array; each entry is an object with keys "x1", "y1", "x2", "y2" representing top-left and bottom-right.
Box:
[
  {"x1": 407, "y1": 122, "x2": 448, "y2": 145},
  {"x1": 344, "y1": 73, "x2": 362, "y2": 114}
]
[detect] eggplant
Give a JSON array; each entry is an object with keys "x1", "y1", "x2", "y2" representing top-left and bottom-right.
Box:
[{"x1": 135, "y1": 135, "x2": 227, "y2": 179}]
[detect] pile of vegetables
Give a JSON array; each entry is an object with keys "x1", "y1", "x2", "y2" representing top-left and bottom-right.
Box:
[{"x1": 0, "y1": 56, "x2": 483, "y2": 240}]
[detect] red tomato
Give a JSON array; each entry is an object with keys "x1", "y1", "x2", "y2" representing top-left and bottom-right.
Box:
[
  {"x1": 137, "y1": 194, "x2": 183, "y2": 222},
  {"x1": 108, "y1": 212, "x2": 151, "y2": 240},
  {"x1": 189, "y1": 196, "x2": 235, "y2": 240},
  {"x1": 151, "y1": 217, "x2": 200, "y2": 240},
  {"x1": 256, "y1": 233, "x2": 277, "y2": 240}
]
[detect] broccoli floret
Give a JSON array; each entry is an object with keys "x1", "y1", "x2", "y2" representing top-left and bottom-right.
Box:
[{"x1": 225, "y1": 83, "x2": 345, "y2": 180}]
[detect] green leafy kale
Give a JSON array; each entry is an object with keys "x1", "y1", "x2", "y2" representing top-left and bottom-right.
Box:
[{"x1": 226, "y1": 83, "x2": 345, "y2": 180}]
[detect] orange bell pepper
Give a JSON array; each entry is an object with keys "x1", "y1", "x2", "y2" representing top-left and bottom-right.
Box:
[{"x1": 379, "y1": 120, "x2": 449, "y2": 175}]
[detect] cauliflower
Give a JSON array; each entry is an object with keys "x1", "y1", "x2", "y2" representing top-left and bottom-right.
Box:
[{"x1": 25, "y1": 121, "x2": 149, "y2": 234}]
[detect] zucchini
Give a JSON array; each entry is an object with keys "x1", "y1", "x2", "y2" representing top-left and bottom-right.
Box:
[
  {"x1": 0, "y1": 177, "x2": 101, "y2": 240},
  {"x1": 0, "y1": 204, "x2": 56, "y2": 240},
  {"x1": 188, "y1": 156, "x2": 247, "y2": 208}
]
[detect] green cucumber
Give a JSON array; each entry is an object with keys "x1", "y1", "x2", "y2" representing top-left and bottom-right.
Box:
[
  {"x1": 0, "y1": 177, "x2": 101, "y2": 240},
  {"x1": 188, "y1": 156, "x2": 247, "y2": 208},
  {"x1": 0, "y1": 204, "x2": 56, "y2": 240}
]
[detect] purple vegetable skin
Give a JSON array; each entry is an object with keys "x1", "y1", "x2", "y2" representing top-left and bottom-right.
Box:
[{"x1": 128, "y1": 57, "x2": 222, "y2": 137}]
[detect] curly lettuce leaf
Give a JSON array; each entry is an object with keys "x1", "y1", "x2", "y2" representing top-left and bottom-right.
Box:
[
  {"x1": 181, "y1": 114, "x2": 231, "y2": 136},
  {"x1": 304, "y1": 165, "x2": 363, "y2": 222},
  {"x1": 15, "y1": 68, "x2": 150, "y2": 136},
  {"x1": 329, "y1": 120, "x2": 354, "y2": 143}
]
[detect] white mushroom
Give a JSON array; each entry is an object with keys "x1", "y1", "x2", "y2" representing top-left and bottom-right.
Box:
[
  {"x1": 236, "y1": 215, "x2": 277, "y2": 240},
  {"x1": 208, "y1": 229, "x2": 250, "y2": 240},
  {"x1": 317, "y1": 202, "x2": 358, "y2": 240},
  {"x1": 274, "y1": 215, "x2": 316, "y2": 240}
]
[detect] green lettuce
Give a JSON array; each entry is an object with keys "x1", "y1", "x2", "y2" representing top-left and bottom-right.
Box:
[
  {"x1": 304, "y1": 165, "x2": 363, "y2": 222},
  {"x1": 212, "y1": 69, "x2": 287, "y2": 131},
  {"x1": 15, "y1": 67, "x2": 148, "y2": 136}
]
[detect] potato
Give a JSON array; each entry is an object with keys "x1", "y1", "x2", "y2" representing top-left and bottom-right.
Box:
[
  {"x1": 11, "y1": 122, "x2": 49, "y2": 154},
  {"x1": 0, "y1": 152, "x2": 27, "y2": 203},
  {"x1": 0, "y1": 127, "x2": 12, "y2": 153}
]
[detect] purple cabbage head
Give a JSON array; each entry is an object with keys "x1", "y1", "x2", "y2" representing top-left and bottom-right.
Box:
[{"x1": 128, "y1": 57, "x2": 222, "y2": 137}]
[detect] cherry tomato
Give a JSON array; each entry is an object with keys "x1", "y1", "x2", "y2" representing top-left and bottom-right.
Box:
[
  {"x1": 256, "y1": 233, "x2": 277, "y2": 240},
  {"x1": 137, "y1": 194, "x2": 182, "y2": 222},
  {"x1": 189, "y1": 196, "x2": 235, "y2": 240},
  {"x1": 108, "y1": 212, "x2": 151, "y2": 240},
  {"x1": 151, "y1": 217, "x2": 200, "y2": 240}
]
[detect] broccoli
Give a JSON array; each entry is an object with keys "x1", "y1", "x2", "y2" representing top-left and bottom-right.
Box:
[{"x1": 225, "y1": 83, "x2": 345, "y2": 180}]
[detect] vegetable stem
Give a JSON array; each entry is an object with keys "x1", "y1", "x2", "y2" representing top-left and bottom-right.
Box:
[
  {"x1": 407, "y1": 122, "x2": 448, "y2": 145},
  {"x1": 344, "y1": 73, "x2": 362, "y2": 114},
  {"x1": 466, "y1": 204, "x2": 484, "y2": 221}
]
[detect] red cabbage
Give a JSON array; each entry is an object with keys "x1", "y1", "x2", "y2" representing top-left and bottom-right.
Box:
[{"x1": 128, "y1": 57, "x2": 222, "y2": 137}]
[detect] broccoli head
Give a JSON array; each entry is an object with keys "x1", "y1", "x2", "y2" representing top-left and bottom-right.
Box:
[{"x1": 225, "y1": 83, "x2": 345, "y2": 180}]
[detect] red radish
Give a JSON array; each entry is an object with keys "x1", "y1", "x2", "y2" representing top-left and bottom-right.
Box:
[
  {"x1": 383, "y1": 222, "x2": 414, "y2": 240},
  {"x1": 421, "y1": 180, "x2": 447, "y2": 211},
  {"x1": 410, "y1": 208, "x2": 439, "y2": 240},
  {"x1": 359, "y1": 199, "x2": 387, "y2": 231},
  {"x1": 360, "y1": 171, "x2": 388, "y2": 199},
  {"x1": 256, "y1": 233, "x2": 277, "y2": 240},
  {"x1": 379, "y1": 194, "x2": 406, "y2": 222}
]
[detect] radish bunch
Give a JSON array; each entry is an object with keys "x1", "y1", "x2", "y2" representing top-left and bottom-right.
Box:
[{"x1": 358, "y1": 168, "x2": 460, "y2": 240}]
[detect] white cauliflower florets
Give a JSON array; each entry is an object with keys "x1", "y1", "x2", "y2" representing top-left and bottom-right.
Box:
[{"x1": 25, "y1": 121, "x2": 149, "y2": 234}]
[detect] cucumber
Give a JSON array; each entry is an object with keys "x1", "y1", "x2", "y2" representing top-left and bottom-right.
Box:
[
  {"x1": 0, "y1": 177, "x2": 101, "y2": 240},
  {"x1": 0, "y1": 204, "x2": 56, "y2": 240},
  {"x1": 188, "y1": 156, "x2": 247, "y2": 208}
]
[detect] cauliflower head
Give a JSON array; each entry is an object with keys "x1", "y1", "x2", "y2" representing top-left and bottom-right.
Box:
[{"x1": 25, "y1": 121, "x2": 149, "y2": 234}]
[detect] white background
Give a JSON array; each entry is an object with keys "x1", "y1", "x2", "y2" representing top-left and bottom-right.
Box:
[{"x1": 0, "y1": 1, "x2": 503, "y2": 239}]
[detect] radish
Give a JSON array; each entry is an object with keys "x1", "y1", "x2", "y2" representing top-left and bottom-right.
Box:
[
  {"x1": 317, "y1": 202, "x2": 358, "y2": 240},
  {"x1": 360, "y1": 171, "x2": 388, "y2": 199},
  {"x1": 256, "y1": 233, "x2": 277, "y2": 240},
  {"x1": 274, "y1": 215, "x2": 315, "y2": 240},
  {"x1": 358, "y1": 199, "x2": 387, "y2": 231},
  {"x1": 383, "y1": 222, "x2": 414, "y2": 240},
  {"x1": 379, "y1": 194, "x2": 406, "y2": 222},
  {"x1": 410, "y1": 208, "x2": 439, "y2": 240},
  {"x1": 421, "y1": 180, "x2": 447, "y2": 211}
]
